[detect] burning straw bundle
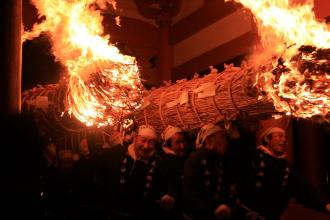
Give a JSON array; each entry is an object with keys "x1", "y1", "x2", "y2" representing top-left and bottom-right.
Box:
[
  {"x1": 253, "y1": 45, "x2": 330, "y2": 121},
  {"x1": 22, "y1": 82, "x2": 86, "y2": 137},
  {"x1": 290, "y1": 46, "x2": 330, "y2": 97},
  {"x1": 135, "y1": 65, "x2": 276, "y2": 134}
]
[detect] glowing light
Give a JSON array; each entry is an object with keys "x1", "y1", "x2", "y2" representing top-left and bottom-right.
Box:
[
  {"x1": 226, "y1": 0, "x2": 330, "y2": 120},
  {"x1": 23, "y1": 0, "x2": 144, "y2": 127}
]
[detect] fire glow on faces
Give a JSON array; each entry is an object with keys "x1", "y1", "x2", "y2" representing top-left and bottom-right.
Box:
[
  {"x1": 169, "y1": 133, "x2": 188, "y2": 157},
  {"x1": 134, "y1": 135, "x2": 157, "y2": 159},
  {"x1": 265, "y1": 131, "x2": 287, "y2": 157}
]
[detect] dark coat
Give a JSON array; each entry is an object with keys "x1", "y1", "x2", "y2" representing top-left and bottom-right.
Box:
[
  {"x1": 235, "y1": 148, "x2": 328, "y2": 220},
  {"x1": 160, "y1": 152, "x2": 186, "y2": 203},
  {"x1": 159, "y1": 151, "x2": 188, "y2": 220},
  {"x1": 183, "y1": 148, "x2": 233, "y2": 220},
  {"x1": 98, "y1": 145, "x2": 165, "y2": 219}
]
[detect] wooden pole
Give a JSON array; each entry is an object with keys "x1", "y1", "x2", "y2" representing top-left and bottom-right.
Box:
[{"x1": 0, "y1": 0, "x2": 22, "y2": 114}]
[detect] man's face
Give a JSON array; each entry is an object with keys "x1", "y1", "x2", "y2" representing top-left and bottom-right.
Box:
[
  {"x1": 134, "y1": 135, "x2": 156, "y2": 159},
  {"x1": 266, "y1": 131, "x2": 287, "y2": 156},
  {"x1": 206, "y1": 131, "x2": 228, "y2": 155},
  {"x1": 170, "y1": 133, "x2": 187, "y2": 157}
]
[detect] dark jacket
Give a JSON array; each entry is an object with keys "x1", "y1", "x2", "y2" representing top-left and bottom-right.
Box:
[
  {"x1": 235, "y1": 148, "x2": 329, "y2": 220},
  {"x1": 159, "y1": 150, "x2": 188, "y2": 220},
  {"x1": 98, "y1": 145, "x2": 165, "y2": 219},
  {"x1": 183, "y1": 148, "x2": 233, "y2": 220}
]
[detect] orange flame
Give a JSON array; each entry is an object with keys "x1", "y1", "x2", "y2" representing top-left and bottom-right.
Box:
[
  {"x1": 23, "y1": 0, "x2": 143, "y2": 127},
  {"x1": 226, "y1": 0, "x2": 330, "y2": 120}
]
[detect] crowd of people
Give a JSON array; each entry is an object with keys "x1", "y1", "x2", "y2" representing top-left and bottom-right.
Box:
[{"x1": 2, "y1": 114, "x2": 330, "y2": 220}]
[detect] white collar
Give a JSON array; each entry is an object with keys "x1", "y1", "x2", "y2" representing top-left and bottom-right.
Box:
[
  {"x1": 162, "y1": 147, "x2": 176, "y2": 155},
  {"x1": 128, "y1": 143, "x2": 137, "y2": 161},
  {"x1": 257, "y1": 145, "x2": 287, "y2": 159}
]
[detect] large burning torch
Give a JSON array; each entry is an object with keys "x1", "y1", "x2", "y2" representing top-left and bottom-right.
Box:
[
  {"x1": 23, "y1": 0, "x2": 144, "y2": 128},
  {"x1": 22, "y1": 0, "x2": 330, "y2": 136}
]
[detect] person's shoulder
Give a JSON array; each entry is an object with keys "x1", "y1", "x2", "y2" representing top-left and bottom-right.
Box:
[
  {"x1": 185, "y1": 149, "x2": 209, "y2": 166},
  {"x1": 149, "y1": 152, "x2": 162, "y2": 165},
  {"x1": 188, "y1": 149, "x2": 204, "y2": 158},
  {"x1": 255, "y1": 148, "x2": 271, "y2": 159},
  {"x1": 255, "y1": 148, "x2": 265, "y2": 155},
  {"x1": 160, "y1": 153, "x2": 186, "y2": 170},
  {"x1": 160, "y1": 151, "x2": 177, "y2": 161}
]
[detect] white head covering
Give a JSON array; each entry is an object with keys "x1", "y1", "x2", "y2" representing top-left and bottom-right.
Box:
[
  {"x1": 260, "y1": 127, "x2": 285, "y2": 142},
  {"x1": 162, "y1": 125, "x2": 183, "y2": 142},
  {"x1": 196, "y1": 123, "x2": 223, "y2": 149},
  {"x1": 137, "y1": 125, "x2": 157, "y2": 140}
]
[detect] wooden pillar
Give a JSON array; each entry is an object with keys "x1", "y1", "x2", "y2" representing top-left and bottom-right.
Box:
[
  {"x1": 158, "y1": 17, "x2": 173, "y2": 83},
  {"x1": 134, "y1": 0, "x2": 181, "y2": 85},
  {"x1": 288, "y1": 0, "x2": 329, "y2": 193},
  {"x1": 0, "y1": 0, "x2": 22, "y2": 114},
  {"x1": 293, "y1": 119, "x2": 328, "y2": 192}
]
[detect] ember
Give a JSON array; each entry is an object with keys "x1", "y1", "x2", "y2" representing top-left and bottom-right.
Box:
[
  {"x1": 23, "y1": 0, "x2": 144, "y2": 127},
  {"x1": 252, "y1": 44, "x2": 330, "y2": 119},
  {"x1": 227, "y1": 0, "x2": 330, "y2": 121}
]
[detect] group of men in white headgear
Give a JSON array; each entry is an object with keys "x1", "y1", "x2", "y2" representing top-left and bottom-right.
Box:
[
  {"x1": 98, "y1": 122, "x2": 228, "y2": 219},
  {"x1": 98, "y1": 122, "x2": 330, "y2": 220}
]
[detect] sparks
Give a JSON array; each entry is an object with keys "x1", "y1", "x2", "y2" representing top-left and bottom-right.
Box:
[
  {"x1": 226, "y1": 0, "x2": 330, "y2": 120},
  {"x1": 23, "y1": 0, "x2": 144, "y2": 127}
]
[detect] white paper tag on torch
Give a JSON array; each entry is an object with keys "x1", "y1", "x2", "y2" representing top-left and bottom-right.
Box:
[
  {"x1": 166, "y1": 99, "x2": 179, "y2": 108},
  {"x1": 141, "y1": 99, "x2": 151, "y2": 109},
  {"x1": 179, "y1": 91, "x2": 189, "y2": 105},
  {"x1": 193, "y1": 82, "x2": 217, "y2": 98}
]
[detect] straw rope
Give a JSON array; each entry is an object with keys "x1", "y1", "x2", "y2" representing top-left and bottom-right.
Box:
[{"x1": 135, "y1": 66, "x2": 275, "y2": 134}]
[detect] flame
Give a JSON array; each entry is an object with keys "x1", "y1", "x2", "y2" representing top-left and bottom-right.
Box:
[
  {"x1": 23, "y1": 0, "x2": 143, "y2": 127},
  {"x1": 226, "y1": 0, "x2": 330, "y2": 120}
]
